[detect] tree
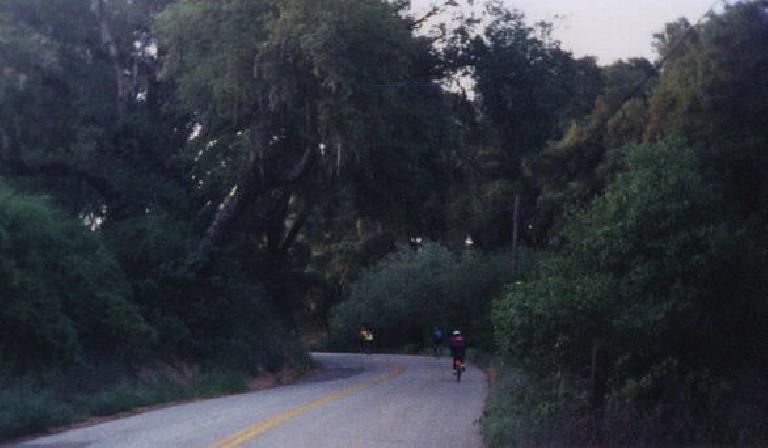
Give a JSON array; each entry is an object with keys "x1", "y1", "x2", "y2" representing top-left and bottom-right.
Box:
[
  {"x1": 646, "y1": 0, "x2": 768, "y2": 218},
  {"x1": 155, "y1": 0, "x2": 455, "y2": 273},
  {"x1": 441, "y1": 3, "x2": 603, "y2": 249},
  {"x1": 0, "y1": 0, "x2": 191, "y2": 222},
  {"x1": 495, "y1": 138, "x2": 768, "y2": 395},
  {"x1": 0, "y1": 0, "x2": 117, "y2": 205},
  {"x1": 0, "y1": 0, "x2": 303, "y2": 370},
  {"x1": 469, "y1": 5, "x2": 600, "y2": 180},
  {"x1": 532, "y1": 58, "x2": 655, "y2": 243}
]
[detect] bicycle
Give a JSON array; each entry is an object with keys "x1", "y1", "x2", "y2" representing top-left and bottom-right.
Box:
[{"x1": 453, "y1": 356, "x2": 465, "y2": 382}]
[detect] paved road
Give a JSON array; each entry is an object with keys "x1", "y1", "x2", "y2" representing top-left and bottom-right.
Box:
[{"x1": 9, "y1": 353, "x2": 487, "y2": 448}]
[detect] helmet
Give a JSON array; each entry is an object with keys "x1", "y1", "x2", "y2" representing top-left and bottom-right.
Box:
[{"x1": 452, "y1": 330, "x2": 461, "y2": 336}]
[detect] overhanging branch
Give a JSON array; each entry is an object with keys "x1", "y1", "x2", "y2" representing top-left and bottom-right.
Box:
[
  {"x1": 279, "y1": 203, "x2": 311, "y2": 256},
  {"x1": 194, "y1": 142, "x2": 317, "y2": 271}
]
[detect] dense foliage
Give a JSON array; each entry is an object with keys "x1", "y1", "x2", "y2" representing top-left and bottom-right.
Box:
[
  {"x1": 496, "y1": 137, "x2": 768, "y2": 386},
  {"x1": 486, "y1": 2, "x2": 768, "y2": 444},
  {"x1": 0, "y1": 183, "x2": 153, "y2": 370},
  {"x1": 1, "y1": 0, "x2": 767, "y2": 444},
  {"x1": 330, "y1": 243, "x2": 514, "y2": 351}
]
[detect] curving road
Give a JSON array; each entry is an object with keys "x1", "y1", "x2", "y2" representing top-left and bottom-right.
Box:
[{"x1": 8, "y1": 353, "x2": 487, "y2": 448}]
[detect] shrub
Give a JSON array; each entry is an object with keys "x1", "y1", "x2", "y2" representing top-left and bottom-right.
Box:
[
  {"x1": 490, "y1": 139, "x2": 768, "y2": 443},
  {"x1": 0, "y1": 183, "x2": 155, "y2": 370},
  {"x1": 495, "y1": 140, "x2": 768, "y2": 377},
  {"x1": 0, "y1": 387, "x2": 77, "y2": 440},
  {"x1": 483, "y1": 367, "x2": 768, "y2": 447},
  {"x1": 482, "y1": 368, "x2": 590, "y2": 447},
  {"x1": 0, "y1": 364, "x2": 252, "y2": 441},
  {"x1": 330, "y1": 243, "x2": 514, "y2": 350},
  {"x1": 105, "y1": 211, "x2": 302, "y2": 373}
]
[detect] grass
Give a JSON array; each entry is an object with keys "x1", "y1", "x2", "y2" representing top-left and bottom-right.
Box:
[
  {"x1": 0, "y1": 367, "x2": 251, "y2": 442},
  {"x1": 0, "y1": 388, "x2": 78, "y2": 440},
  {"x1": 85, "y1": 369, "x2": 249, "y2": 417},
  {"x1": 481, "y1": 365, "x2": 768, "y2": 447},
  {"x1": 481, "y1": 368, "x2": 586, "y2": 447}
]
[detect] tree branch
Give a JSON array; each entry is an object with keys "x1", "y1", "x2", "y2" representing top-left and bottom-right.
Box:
[
  {"x1": 409, "y1": 5, "x2": 441, "y2": 30},
  {"x1": 194, "y1": 87, "x2": 320, "y2": 271},
  {"x1": 195, "y1": 142, "x2": 316, "y2": 271},
  {"x1": 279, "y1": 203, "x2": 310, "y2": 256},
  {"x1": 97, "y1": 0, "x2": 126, "y2": 104}
]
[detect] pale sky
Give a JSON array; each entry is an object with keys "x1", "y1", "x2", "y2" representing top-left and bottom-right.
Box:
[{"x1": 410, "y1": 0, "x2": 723, "y2": 64}]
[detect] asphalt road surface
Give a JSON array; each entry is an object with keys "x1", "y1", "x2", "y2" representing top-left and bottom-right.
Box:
[{"x1": 9, "y1": 353, "x2": 487, "y2": 448}]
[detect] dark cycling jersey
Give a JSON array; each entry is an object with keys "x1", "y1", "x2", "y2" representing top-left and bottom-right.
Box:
[
  {"x1": 432, "y1": 328, "x2": 443, "y2": 344},
  {"x1": 449, "y1": 335, "x2": 466, "y2": 360}
]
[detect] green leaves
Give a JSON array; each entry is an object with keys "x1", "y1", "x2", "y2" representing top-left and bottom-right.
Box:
[
  {"x1": 647, "y1": 2, "x2": 768, "y2": 217},
  {"x1": 0, "y1": 183, "x2": 154, "y2": 370},
  {"x1": 486, "y1": 9, "x2": 768, "y2": 439},
  {"x1": 330, "y1": 243, "x2": 513, "y2": 349},
  {"x1": 493, "y1": 138, "x2": 767, "y2": 382}
]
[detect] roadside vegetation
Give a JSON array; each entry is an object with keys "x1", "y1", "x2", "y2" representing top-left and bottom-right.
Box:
[
  {"x1": 329, "y1": 243, "x2": 516, "y2": 352},
  {"x1": 335, "y1": 1, "x2": 768, "y2": 445},
  {"x1": 1, "y1": 0, "x2": 766, "y2": 445},
  {"x1": 1, "y1": 365, "x2": 250, "y2": 440},
  {"x1": 0, "y1": 182, "x2": 307, "y2": 440},
  {"x1": 482, "y1": 2, "x2": 768, "y2": 444}
]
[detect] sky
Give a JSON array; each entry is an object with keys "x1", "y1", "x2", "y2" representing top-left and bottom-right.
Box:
[{"x1": 410, "y1": 0, "x2": 723, "y2": 64}]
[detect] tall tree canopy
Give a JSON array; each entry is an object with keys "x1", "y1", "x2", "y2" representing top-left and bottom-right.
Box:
[{"x1": 156, "y1": 0, "x2": 454, "y2": 265}]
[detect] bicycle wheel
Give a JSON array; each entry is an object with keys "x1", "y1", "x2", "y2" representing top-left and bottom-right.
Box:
[{"x1": 456, "y1": 366, "x2": 462, "y2": 382}]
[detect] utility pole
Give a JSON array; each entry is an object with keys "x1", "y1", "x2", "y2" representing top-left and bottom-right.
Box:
[{"x1": 511, "y1": 194, "x2": 520, "y2": 274}]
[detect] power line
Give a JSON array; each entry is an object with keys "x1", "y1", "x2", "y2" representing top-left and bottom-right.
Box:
[{"x1": 611, "y1": 0, "x2": 727, "y2": 120}]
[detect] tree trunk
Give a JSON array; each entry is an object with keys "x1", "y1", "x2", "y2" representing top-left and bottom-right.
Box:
[
  {"x1": 97, "y1": 0, "x2": 126, "y2": 106},
  {"x1": 195, "y1": 142, "x2": 315, "y2": 271},
  {"x1": 194, "y1": 95, "x2": 318, "y2": 271},
  {"x1": 279, "y1": 204, "x2": 310, "y2": 256}
]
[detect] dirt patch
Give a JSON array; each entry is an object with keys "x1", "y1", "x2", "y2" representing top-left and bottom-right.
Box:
[
  {"x1": 246, "y1": 366, "x2": 303, "y2": 390},
  {"x1": 482, "y1": 365, "x2": 498, "y2": 384}
]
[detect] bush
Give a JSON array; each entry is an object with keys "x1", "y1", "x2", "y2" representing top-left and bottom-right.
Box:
[
  {"x1": 483, "y1": 367, "x2": 768, "y2": 447},
  {"x1": 490, "y1": 139, "x2": 768, "y2": 444},
  {"x1": 105, "y1": 211, "x2": 303, "y2": 373},
  {"x1": 0, "y1": 182, "x2": 155, "y2": 370},
  {"x1": 482, "y1": 368, "x2": 590, "y2": 447},
  {"x1": 0, "y1": 364, "x2": 251, "y2": 441},
  {"x1": 330, "y1": 243, "x2": 514, "y2": 351},
  {"x1": 84, "y1": 369, "x2": 248, "y2": 416},
  {"x1": 0, "y1": 388, "x2": 77, "y2": 440},
  {"x1": 495, "y1": 140, "x2": 768, "y2": 375}
]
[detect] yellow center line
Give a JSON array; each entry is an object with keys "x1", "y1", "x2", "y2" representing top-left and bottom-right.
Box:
[{"x1": 208, "y1": 363, "x2": 404, "y2": 448}]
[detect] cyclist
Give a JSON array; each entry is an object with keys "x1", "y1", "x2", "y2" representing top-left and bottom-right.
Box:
[
  {"x1": 359, "y1": 326, "x2": 369, "y2": 353},
  {"x1": 431, "y1": 326, "x2": 444, "y2": 357},
  {"x1": 449, "y1": 329, "x2": 466, "y2": 373},
  {"x1": 364, "y1": 326, "x2": 375, "y2": 354}
]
